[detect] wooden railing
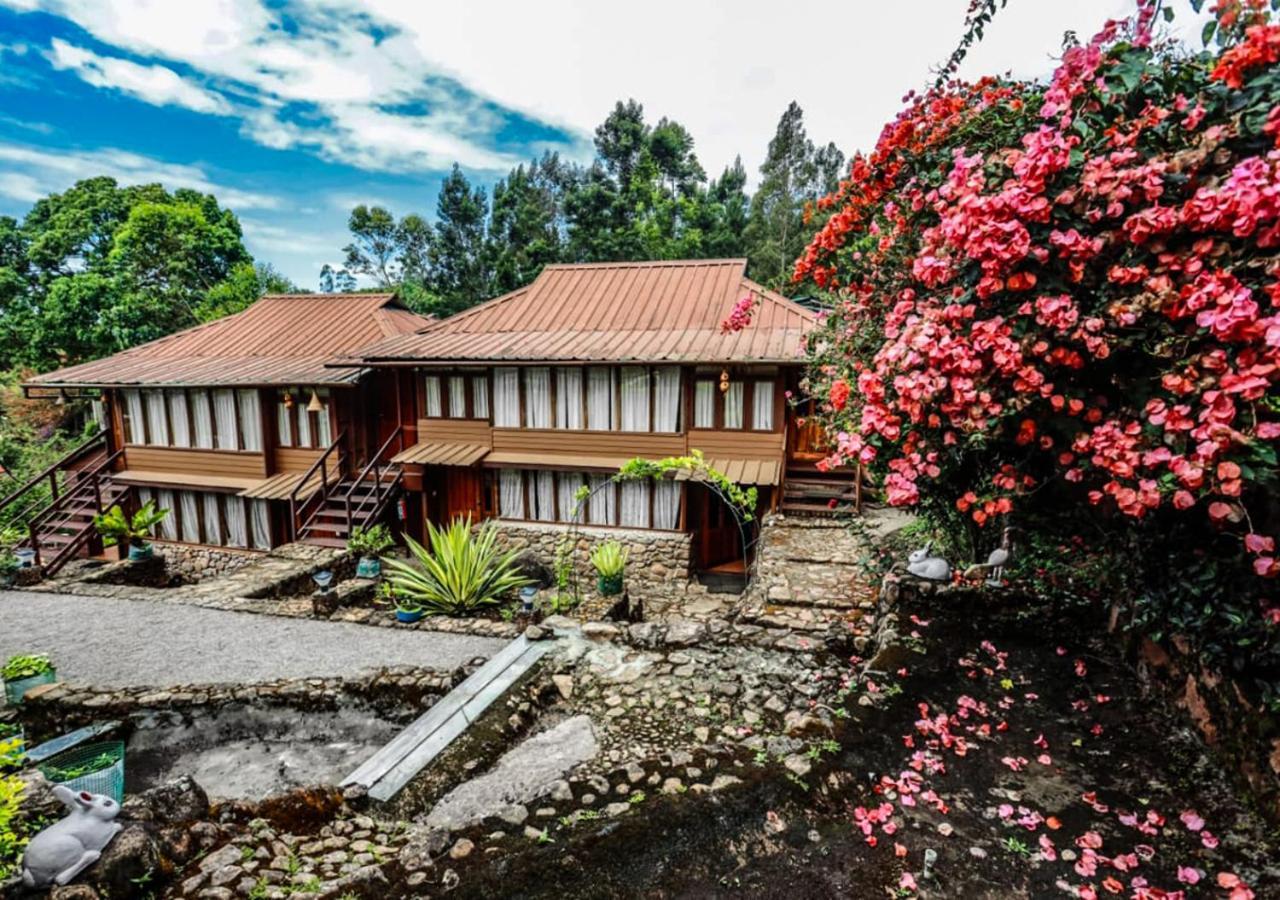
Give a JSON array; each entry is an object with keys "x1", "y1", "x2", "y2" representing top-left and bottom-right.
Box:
[
  {"x1": 342, "y1": 426, "x2": 404, "y2": 536},
  {"x1": 27, "y1": 449, "x2": 125, "y2": 575},
  {"x1": 289, "y1": 432, "x2": 347, "y2": 540},
  {"x1": 0, "y1": 433, "x2": 107, "y2": 530}
]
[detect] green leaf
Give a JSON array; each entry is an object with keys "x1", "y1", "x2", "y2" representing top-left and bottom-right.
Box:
[{"x1": 1202, "y1": 20, "x2": 1217, "y2": 46}]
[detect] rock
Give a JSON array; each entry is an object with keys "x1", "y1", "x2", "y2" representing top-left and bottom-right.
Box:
[
  {"x1": 199, "y1": 844, "x2": 244, "y2": 873},
  {"x1": 660, "y1": 778, "x2": 684, "y2": 795},
  {"x1": 398, "y1": 827, "x2": 449, "y2": 872},
  {"x1": 783, "y1": 754, "x2": 812, "y2": 777},
  {"x1": 448, "y1": 838, "x2": 474, "y2": 860},
  {"x1": 209, "y1": 865, "x2": 244, "y2": 888},
  {"x1": 709, "y1": 775, "x2": 743, "y2": 792},
  {"x1": 783, "y1": 710, "x2": 829, "y2": 737},
  {"x1": 665, "y1": 620, "x2": 706, "y2": 647},
  {"x1": 552, "y1": 675, "x2": 575, "y2": 700},
  {"x1": 604, "y1": 802, "x2": 631, "y2": 817},
  {"x1": 92, "y1": 824, "x2": 161, "y2": 895},
  {"x1": 582, "y1": 622, "x2": 621, "y2": 642},
  {"x1": 524, "y1": 625, "x2": 549, "y2": 641},
  {"x1": 49, "y1": 886, "x2": 100, "y2": 900},
  {"x1": 123, "y1": 775, "x2": 209, "y2": 825},
  {"x1": 549, "y1": 780, "x2": 573, "y2": 802}
]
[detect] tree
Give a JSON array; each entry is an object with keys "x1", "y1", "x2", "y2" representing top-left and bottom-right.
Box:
[
  {"x1": 318, "y1": 263, "x2": 357, "y2": 293},
  {"x1": 744, "y1": 102, "x2": 846, "y2": 288},
  {"x1": 342, "y1": 205, "x2": 434, "y2": 288},
  {"x1": 427, "y1": 165, "x2": 491, "y2": 315},
  {"x1": 649, "y1": 117, "x2": 706, "y2": 197},
  {"x1": 488, "y1": 153, "x2": 573, "y2": 293}
]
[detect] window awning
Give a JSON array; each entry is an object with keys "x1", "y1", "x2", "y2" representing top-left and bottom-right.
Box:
[
  {"x1": 393, "y1": 441, "x2": 490, "y2": 467},
  {"x1": 671, "y1": 458, "x2": 781, "y2": 486},
  {"x1": 112, "y1": 470, "x2": 260, "y2": 493},
  {"x1": 238, "y1": 470, "x2": 328, "y2": 501}
]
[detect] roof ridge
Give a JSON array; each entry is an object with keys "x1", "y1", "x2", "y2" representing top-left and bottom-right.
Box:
[{"x1": 541, "y1": 258, "x2": 747, "y2": 271}]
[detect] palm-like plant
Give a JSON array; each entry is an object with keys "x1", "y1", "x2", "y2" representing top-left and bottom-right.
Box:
[
  {"x1": 93, "y1": 500, "x2": 168, "y2": 548},
  {"x1": 382, "y1": 517, "x2": 532, "y2": 616}
]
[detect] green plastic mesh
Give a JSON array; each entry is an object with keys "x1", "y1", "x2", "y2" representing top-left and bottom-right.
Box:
[{"x1": 39, "y1": 740, "x2": 125, "y2": 803}]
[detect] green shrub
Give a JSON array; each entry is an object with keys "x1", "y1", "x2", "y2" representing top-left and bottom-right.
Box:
[
  {"x1": 348, "y1": 523, "x2": 395, "y2": 557},
  {"x1": 589, "y1": 540, "x2": 628, "y2": 578},
  {"x1": 0, "y1": 770, "x2": 25, "y2": 881},
  {"x1": 93, "y1": 500, "x2": 168, "y2": 548},
  {"x1": 382, "y1": 517, "x2": 532, "y2": 616},
  {"x1": 2, "y1": 654, "x2": 52, "y2": 681}
]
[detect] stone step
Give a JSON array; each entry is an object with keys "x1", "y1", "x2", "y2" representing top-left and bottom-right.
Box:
[{"x1": 737, "y1": 601, "x2": 860, "y2": 633}]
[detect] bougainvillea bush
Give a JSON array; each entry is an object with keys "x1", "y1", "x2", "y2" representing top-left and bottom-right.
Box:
[{"x1": 793, "y1": 1, "x2": 1280, "y2": 703}]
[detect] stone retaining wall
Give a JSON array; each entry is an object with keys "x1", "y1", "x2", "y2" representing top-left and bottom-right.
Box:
[
  {"x1": 155, "y1": 542, "x2": 261, "y2": 581},
  {"x1": 491, "y1": 520, "x2": 692, "y2": 592}
]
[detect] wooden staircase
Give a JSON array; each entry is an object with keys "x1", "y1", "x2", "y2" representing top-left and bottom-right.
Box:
[
  {"x1": 1, "y1": 434, "x2": 128, "y2": 576},
  {"x1": 292, "y1": 428, "x2": 405, "y2": 548},
  {"x1": 781, "y1": 469, "x2": 863, "y2": 516}
]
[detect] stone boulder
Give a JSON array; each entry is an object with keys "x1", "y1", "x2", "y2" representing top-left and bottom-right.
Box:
[{"x1": 123, "y1": 774, "x2": 209, "y2": 825}]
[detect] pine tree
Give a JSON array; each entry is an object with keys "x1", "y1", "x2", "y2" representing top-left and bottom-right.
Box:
[{"x1": 428, "y1": 165, "x2": 492, "y2": 315}]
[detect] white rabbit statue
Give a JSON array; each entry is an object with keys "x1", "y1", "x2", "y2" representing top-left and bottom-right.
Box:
[
  {"x1": 906, "y1": 542, "x2": 952, "y2": 582},
  {"x1": 22, "y1": 785, "x2": 122, "y2": 888}
]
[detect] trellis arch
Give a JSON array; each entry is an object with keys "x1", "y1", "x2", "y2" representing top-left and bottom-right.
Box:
[{"x1": 551, "y1": 450, "x2": 761, "y2": 606}]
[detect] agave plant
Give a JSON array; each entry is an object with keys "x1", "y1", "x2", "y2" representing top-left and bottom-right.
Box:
[{"x1": 381, "y1": 517, "x2": 532, "y2": 616}]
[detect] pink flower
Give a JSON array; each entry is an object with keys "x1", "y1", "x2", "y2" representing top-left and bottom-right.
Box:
[
  {"x1": 899, "y1": 872, "x2": 917, "y2": 892},
  {"x1": 1201, "y1": 830, "x2": 1220, "y2": 849},
  {"x1": 1179, "y1": 810, "x2": 1205, "y2": 832},
  {"x1": 1176, "y1": 866, "x2": 1202, "y2": 885}
]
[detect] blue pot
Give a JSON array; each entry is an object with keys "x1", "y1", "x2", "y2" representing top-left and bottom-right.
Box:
[
  {"x1": 128, "y1": 543, "x2": 153, "y2": 561},
  {"x1": 396, "y1": 608, "x2": 423, "y2": 623},
  {"x1": 356, "y1": 557, "x2": 381, "y2": 579}
]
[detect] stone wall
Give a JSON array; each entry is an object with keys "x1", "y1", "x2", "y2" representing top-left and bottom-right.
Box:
[
  {"x1": 153, "y1": 542, "x2": 259, "y2": 582},
  {"x1": 490, "y1": 520, "x2": 692, "y2": 593}
]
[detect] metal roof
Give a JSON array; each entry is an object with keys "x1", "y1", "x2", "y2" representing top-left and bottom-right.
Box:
[
  {"x1": 27, "y1": 293, "x2": 431, "y2": 389},
  {"x1": 349, "y1": 260, "x2": 817, "y2": 365}
]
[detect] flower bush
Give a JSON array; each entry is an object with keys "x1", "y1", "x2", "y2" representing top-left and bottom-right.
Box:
[{"x1": 791, "y1": 1, "x2": 1280, "y2": 701}]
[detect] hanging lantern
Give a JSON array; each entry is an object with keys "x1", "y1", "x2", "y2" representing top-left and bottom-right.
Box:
[
  {"x1": 307, "y1": 389, "x2": 324, "y2": 413},
  {"x1": 283, "y1": 391, "x2": 295, "y2": 410},
  {"x1": 719, "y1": 369, "x2": 731, "y2": 394}
]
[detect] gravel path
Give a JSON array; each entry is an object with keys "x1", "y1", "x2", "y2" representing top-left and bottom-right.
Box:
[{"x1": 0, "y1": 590, "x2": 508, "y2": 689}]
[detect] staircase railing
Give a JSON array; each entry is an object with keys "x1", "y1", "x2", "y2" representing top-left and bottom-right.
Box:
[
  {"x1": 289, "y1": 432, "x2": 347, "y2": 541},
  {"x1": 342, "y1": 426, "x2": 404, "y2": 537},
  {"x1": 0, "y1": 433, "x2": 107, "y2": 531},
  {"x1": 28, "y1": 448, "x2": 125, "y2": 575}
]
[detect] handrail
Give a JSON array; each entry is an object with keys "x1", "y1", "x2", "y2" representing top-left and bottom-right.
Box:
[
  {"x1": 0, "y1": 433, "x2": 106, "y2": 520},
  {"x1": 342, "y1": 426, "x2": 403, "y2": 536},
  {"x1": 27, "y1": 449, "x2": 124, "y2": 573},
  {"x1": 289, "y1": 431, "x2": 346, "y2": 541}
]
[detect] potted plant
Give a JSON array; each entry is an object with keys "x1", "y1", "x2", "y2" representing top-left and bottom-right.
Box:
[
  {"x1": 2, "y1": 653, "x2": 56, "y2": 704},
  {"x1": 93, "y1": 500, "x2": 169, "y2": 561},
  {"x1": 394, "y1": 596, "x2": 425, "y2": 624},
  {"x1": 590, "y1": 540, "x2": 628, "y2": 596},
  {"x1": 348, "y1": 524, "x2": 395, "y2": 579}
]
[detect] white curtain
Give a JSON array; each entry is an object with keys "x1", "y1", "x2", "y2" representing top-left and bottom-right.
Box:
[
  {"x1": 122, "y1": 390, "x2": 145, "y2": 444},
  {"x1": 524, "y1": 367, "x2": 551, "y2": 428},
  {"x1": 694, "y1": 381, "x2": 716, "y2": 428},
  {"x1": 724, "y1": 381, "x2": 744, "y2": 429},
  {"x1": 555, "y1": 368, "x2": 583, "y2": 429},
  {"x1": 238, "y1": 390, "x2": 262, "y2": 451},
  {"x1": 179, "y1": 491, "x2": 199, "y2": 542},
  {"x1": 557, "y1": 472, "x2": 584, "y2": 523},
  {"x1": 250, "y1": 499, "x2": 271, "y2": 549},
  {"x1": 136, "y1": 486, "x2": 153, "y2": 508},
  {"x1": 276, "y1": 398, "x2": 293, "y2": 447},
  {"x1": 752, "y1": 380, "x2": 775, "y2": 430},
  {"x1": 653, "y1": 367, "x2": 680, "y2": 432},
  {"x1": 533, "y1": 470, "x2": 556, "y2": 521},
  {"x1": 296, "y1": 401, "x2": 312, "y2": 447},
  {"x1": 191, "y1": 391, "x2": 215, "y2": 449},
  {"x1": 223, "y1": 495, "x2": 247, "y2": 547},
  {"x1": 620, "y1": 367, "x2": 650, "y2": 432},
  {"x1": 167, "y1": 391, "x2": 191, "y2": 448},
  {"x1": 472, "y1": 376, "x2": 489, "y2": 420},
  {"x1": 144, "y1": 391, "x2": 169, "y2": 446},
  {"x1": 157, "y1": 489, "x2": 178, "y2": 540},
  {"x1": 493, "y1": 368, "x2": 520, "y2": 427},
  {"x1": 316, "y1": 398, "x2": 332, "y2": 446},
  {"x1": 213, "y1": 389, "x2": 238, "y2": 450},
  {"x1": 620, "y1": 479, "x2": 650, "y2": 527},
  {"x1": 448, "y1": 376, "x2": 467, "y2": 418},
  {"x1": 202, "y1": 492, "x2": 222, "y2": 545},
  {"x1": 654, "y1": 480, "x2": 681, "y2": 530},
  {"x1": 586, "y1": 368, "x2": 614, "y2": 431},
  {"x1": 424, "y1": 376, "x2": 442, "y2": 416},
  {"x1": 588, "y1": 474, "x2": 616, "y2": 525},
  {"x1": 499, "y1": 469, "x2": 525, "y2": 518}
]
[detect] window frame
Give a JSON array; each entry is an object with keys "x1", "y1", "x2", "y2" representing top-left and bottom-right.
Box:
[{"x1": 422, "y1": 369, "x2": 491, "y2": 421}]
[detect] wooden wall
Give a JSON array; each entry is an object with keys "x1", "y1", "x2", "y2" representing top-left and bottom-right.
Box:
[
  {"x1": 122, "y1": 446, "x2": 267, "y2": 478},
  {"x1": 490, "y1": 428, "x2": 687, "y2": 457},
  {"x1": 686, "y1": 429, "x2": 783, "y2": 460}
]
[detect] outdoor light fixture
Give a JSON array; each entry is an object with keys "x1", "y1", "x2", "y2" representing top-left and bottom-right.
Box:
[
  {"x1": 307, "y1": 390, "x2": 323, "y2": 413},
  {"x1": 719, "y1": 369, "x2": 730, "y2": 393},
  {"x1": 283, "y1": 391, "x2": 294, "y2": 409}
]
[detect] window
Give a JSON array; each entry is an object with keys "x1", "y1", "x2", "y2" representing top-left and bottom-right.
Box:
[
  {"x1": 555, "y1": 368, "x2": 584, "y2": 429},
  {"x1": 689, "y1": 374, "x2": 777, "y2": 431},
  {"x1": 751, "y1": 380, "x2": 775, "y2": 431},
  {"x1": 493, "y1": 368, "x2": 520, "y2": 426},
  {"x1": 693, "y1": 381, "x2": 716, "y2": 428},
  {"x1": 424, "y1": 371, "x2": 490, "y2": 419},
  {"x1": 494, "y1": 469, "x2": 682, "y2": 530},
  {"x1": 472, "y1": 377, "x2": 490, "y2": 419},
  {"x1": 137, "y1": 487, "x2": 272, "y2": 549},
  {"x1": 586, "y1": 368, "x2": 616, "y2": 431},
  {"x1": 620, "y1": 367, "x2": 650, "y2": 432},
  {"x1": 123, "y1": 388, "x2": 266, "y2": 450},
  {"x1": 275, "y1": 388, "x2": 333, "y2": 449},
  {"x1": 524, "y1": 367, "x2": 552, "y2": 428},
  {"x1": 723, "y1": 381, "x2": 744, "y2": 429}
]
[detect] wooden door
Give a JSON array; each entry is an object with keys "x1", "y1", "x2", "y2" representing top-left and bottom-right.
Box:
[
  {"x1": 443, "y1": 467, "x2": 484, "y2": 525},
  {"x1": 787, "y1": 397, "x2": 829, "y2": 466},
  {"x1": 688, "y1": 484, "x2": 743, "y2": 571}
]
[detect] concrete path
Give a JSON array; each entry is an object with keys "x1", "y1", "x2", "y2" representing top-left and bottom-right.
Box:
[{"x1": 0, "y1": 590, "x2": 507, "y2": 689}]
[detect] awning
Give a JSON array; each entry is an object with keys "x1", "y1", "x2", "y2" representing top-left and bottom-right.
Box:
[
  {"x1": 393, "y1": 441, "x2": 489, "y2": 467},
  {"x1": 239, "y1": 470, "x2": 328, "y2": 501},
  {"x1": 672, "y1": 458, "x2": 781, "y2": 486},
  {"x1": 112, "y1": 470, "x2": 260, "y2": 493},
  {"x1": 482, "y1": 450, "x2": 632, "y2": 471}
]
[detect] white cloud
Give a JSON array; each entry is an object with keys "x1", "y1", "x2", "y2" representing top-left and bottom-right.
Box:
[
  {"x1": 0, "y1": 142, "x2": 282, "y2": 210},
  {"x1": 46, "y1": 38, "x2": 232, "y2": 114}
]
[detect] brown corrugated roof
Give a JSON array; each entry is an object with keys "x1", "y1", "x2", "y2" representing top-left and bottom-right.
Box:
[
  {"x1": 350, "y1": 260, "x2": 816, "y2": 365},
  {"x1": 28, "y1": 293, "x2": 431, "y2": 388}
]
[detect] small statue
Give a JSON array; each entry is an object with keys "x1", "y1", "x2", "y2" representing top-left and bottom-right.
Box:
[
  {"x1": 906, "y1": 543, "x2": 952, "y2": 582},
  {"x1": 963, "y1": 527, "x2": 1014, "y2": 586},
  {"x1": 22, "y1": 786, "x2": 122, "y2": 889}
]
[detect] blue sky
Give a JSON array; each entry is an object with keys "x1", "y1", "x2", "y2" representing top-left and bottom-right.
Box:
[{"x1": 0, "y1": 0, "x2": 1203, "y2": 288}]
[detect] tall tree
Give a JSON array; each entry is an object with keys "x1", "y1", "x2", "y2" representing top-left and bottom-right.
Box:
[
  {"x1": 342, "y1": 205, "x2": 433, "y2": 288},
  {"x1": 427, "y1": 165, "x2": 492, "y2": 315},
  {"x1": 744, "y1": 102, "x2": 846, "y2": 288},
  {"x1": 488, "y1": 153, "x2": 573, "y2": 294}
]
